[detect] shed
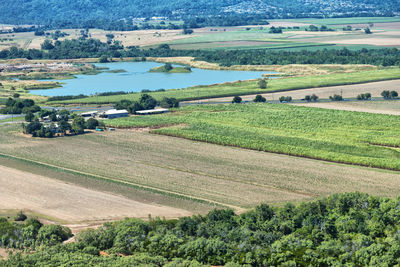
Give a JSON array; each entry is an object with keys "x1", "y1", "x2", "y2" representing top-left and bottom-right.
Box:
[
  {"x1": 136, "y1": 108, "x2": 169, "y2": 115},
  {"x1": 103, "y1": 109, "x2": 129, "y2": 119},
  {"x1": 80, "y1": 111, "x2": 98, "y2": 118}
]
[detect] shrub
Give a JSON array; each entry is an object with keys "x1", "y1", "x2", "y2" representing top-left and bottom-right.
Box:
[
  {"x1": 329, "y1": 94, "x2": 343, "y2": 101},
  {"x1": 257, "y1": 78, "x2": 267, "y2": 89},
  {"x1": 254, "y1": 95, "x2": 266, "y2": 102},
  {"x1": 279, "y1": 96, "x2": 292, "y2": 103},
  {"x1": 160, "y1": 97, "x2": 179, "y2": 108},
  {"x1": 232, "y1": 96, "x2": 242, "y2": 103},
  {"x1": 85, "y1": 118, "x2": 99, "y2": 129},
  {"x1": 14, "y1": 211, "x2": 27, "y2": 222},
  {"x1": 357, "y1": 93, "x2": 371, "y2": 100}
]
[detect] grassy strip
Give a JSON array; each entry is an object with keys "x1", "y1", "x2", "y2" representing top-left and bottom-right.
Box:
[
  {"x1": 51, "y1": 68, "x2": 400, "y2": 104},
  {"x1": 0, "y1": 152, "x2": 230, "y2": 210},
  {"x1": 105, "y1": 104, "x2": 400, "y2": 171}
]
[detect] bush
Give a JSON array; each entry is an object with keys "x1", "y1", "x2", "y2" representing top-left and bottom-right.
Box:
[
  {"x1": 357, "y1": 93, "x2": 371, "y2": 100},
  {"x1": 254, "y1": 95, "x2": 266, "y2": 102},
  {"x1": 13, "y1": 211, "x2": 27, "y2": 221},
  {"x1": 257, "y1": 78, "x2": 267, "y2": 89},
  {"x1": 329, "y1": 94, "x2": 343, "y2": 101},
  {"x1": 232, "y1": 96, "x2": 242, "y2": 103},
  {"x1": 99, "y1": 55, "x2": 109, "y2": 63},
  {"x1": 85, "y1": 118, "x2": 99, "y2": 129},
  {"x1": 160, "y1": 97, "x2": 179, "y2": 108},
  {"x1": 381, "y1": 90, "x2": 398, "y2": 99},
  {"x1": 279, "y1": 96, "x2": 292, "y2": 103}
]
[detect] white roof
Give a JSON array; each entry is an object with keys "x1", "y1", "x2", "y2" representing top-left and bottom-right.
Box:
[
  {"x1": 136, "y1": 108, "x2": 168, "y2": 114},
  {"x1": 81, "y1": 111, "x2": 98, "y2": 115},
  {"x1": 105, "y1": 109, "x2": 129, "y2": 115}
]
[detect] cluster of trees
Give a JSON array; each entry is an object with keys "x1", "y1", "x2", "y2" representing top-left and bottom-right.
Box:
[
  {"x1": 381, "y1": 90, "x2": 398, "y2": 99},
  {"x1": 330, "y1": 94, "x2": 344, "y2": 101},
  {"x1": 1, "y1": 38, "x2": 400, "y2": 67},
  {"x1": 0, "y1": 98, "x2": 41, "y2": 114},
  {"x1": 279, "y1": 96, "x2": 292, "y2": 103},
  {"x1": 269, "y1": 26, "x2": 283, "y2": 34},
  {"x1": 5, "y1": 193, "x2": 400, "y2": 265},
  {"x1": 357, "y1": 92, "x2": 372, "y2": 100},
  {"x1": 114, "y1": 94, "x2": 179, "y2": 113},
  {"x1": 254, "y1": 95, "x2": 266, "y2": 102},
  {"x1": 23, "y1": 109, "x2": 103, "y2": 138},
  {"x1": 0, "y1": 214, "x2": 71, "y2": 250},
  {"x1": 304, "y1": 94, "x2": 319, "y2": 102},
  {"x1": 306, "y1": 25, "x2": 334, "y2": 32}
]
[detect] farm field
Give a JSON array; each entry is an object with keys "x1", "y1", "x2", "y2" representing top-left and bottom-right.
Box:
[
  {"x1": 294, "y1": 100, "x2": 400, "y2": 115},
  {"x1": 106, "y1": 104, "x2": 400, "y2": 171},
  {"x1": 185, "y1": 79, "x2": 400, "y2": 104},
  {"x1": 0, "y1": 164, "x2": 190, "y2": 224},
  {"x1": 1, "y1": 17, "x2": 399, "y2": 52},
  {"x1": 52, "y1": 67, "x2": 400, "y2": 104},
  {"x1": 1, "y1": 122, "x2": 400, "y2": 213}
]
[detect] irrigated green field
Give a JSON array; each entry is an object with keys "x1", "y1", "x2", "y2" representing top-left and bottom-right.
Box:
[
  {"x1": 52, "y1": 68, "x2": 400, "y2": 104},
  {"x1": 106, "y1": 104, "x2": 400, "y2": 171}
]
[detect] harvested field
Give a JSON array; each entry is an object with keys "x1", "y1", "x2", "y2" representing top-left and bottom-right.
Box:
[
  {"x1": 293, "y1": 100, "x2": 400, "y2": 115},
  {"x1": 1, "y1": 123, "x2": 400, "y2": 211},
  {"x1": 185, "y1": 79, "x2": 400, "y2": 103},
  {"x1": 323, "y1": 37, "x2": 400, "y2": 47},
  {"x1": 0, "y1": 164, "x2": 190, "y2": 223}
]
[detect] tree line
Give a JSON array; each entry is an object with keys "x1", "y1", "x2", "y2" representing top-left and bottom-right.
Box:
[
  {"x1": 1, "y1": 38, "x2": 400, "y2": 67},
  {"x1": 4, "y1": 192, "x2": 400, "y2": 265}
]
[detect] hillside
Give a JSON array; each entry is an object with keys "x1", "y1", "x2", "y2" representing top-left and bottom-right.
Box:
[{"x1": 0, "y1": 0, "x2": 399, "y2": 29}]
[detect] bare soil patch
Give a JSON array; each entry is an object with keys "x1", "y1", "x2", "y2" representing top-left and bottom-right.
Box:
[{"x1": 0, "y1": 165, "x2": 191, "y2": 224}]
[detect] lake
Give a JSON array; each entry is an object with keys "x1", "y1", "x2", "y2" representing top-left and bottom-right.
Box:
[{"x1": 31, "y1": 61, "x2": 276, "y2": 96}]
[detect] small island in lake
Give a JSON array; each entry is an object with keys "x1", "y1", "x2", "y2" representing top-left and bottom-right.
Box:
[{"x1": 150, "y1": 63, "x2": 192, "y2": 73}]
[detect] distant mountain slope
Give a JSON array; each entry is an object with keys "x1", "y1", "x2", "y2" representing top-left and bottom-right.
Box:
[{"x1": 1, "y1": 0, "x2": 399, "y2": 28}]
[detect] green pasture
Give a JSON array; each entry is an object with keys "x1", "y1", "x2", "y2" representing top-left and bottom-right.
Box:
[{"x1": 106, "y1": 103, "x2": 400, "y2": 171}]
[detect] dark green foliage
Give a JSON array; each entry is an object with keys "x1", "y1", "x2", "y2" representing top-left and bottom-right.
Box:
[
  {"x1": 253, "y1": 95, "x2": 266, "y2": 102},
  {"x1": 160, "y1": 97, "x2": 179, "y2": 108},
  {"x1": 5, "y1": 193, "x2": 400, "y2": 265},
  {"x1": 381, "y1": 90, "x2": 398, "y2": 99},
  {"x1": 305, "y1": 94, "x2": 319, "y2": 102},
  {"x1": 279, "y1": 96, "x2": 292, "y2": 102},
  {"x1": 2, "y1": 38, "x2": 400, "y2": 67},
  {"x1": 99, "y1": 55, "x2": 109, "y2": 63},
  {"x1": 25, "y1": 111, "x2": 34, "y2": 122},
  {"x1": 114, "y1": 94, "x2": 158, "y2": 114},
  {"x1": 269, "y1": 26, "x2": 283, "y2": 33},
  {"x1": 357, "y1": 92, "x2": 372, "y2": 100},
  {"x1": 329, "y1": 94, "x2": 343, "y2": 101},
  {"x1": 183, "y1": 28, "x2": 194, "y2": 35},
  {"x1": 365, "y1": 27, "x2": 372, "y2": 34},
  {"x1": 85, "y1": 118, "x2": 99, "y2": 129},
  {"x1": 0, "y1": 98, "x2": 40, "y2": 115},
  {"x1": 13, "y1": 211, "x2": 27, "y2": 222},
  {"x1": 257, "y1": 78, "x2": 267, "y2": 89},
  {"x1": 232, "y1": 96, "x2": 242, "y2": 103},
  {"x1": 71, "y1": 116, "x2": 85, "y2": 134}
]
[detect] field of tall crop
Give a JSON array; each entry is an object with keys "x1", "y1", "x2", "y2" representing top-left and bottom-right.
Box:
[
  {"x1": 107, "y1": 104, "x2": 400, "y2": 170},
  {"x1": 52, "y1": 68, "x2": 400, "y2": 104}
]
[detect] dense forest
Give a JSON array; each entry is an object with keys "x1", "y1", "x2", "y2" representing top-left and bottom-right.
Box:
[
  {"x1": 1, "y1": 38, "x2": 400, "y2": 66},
  {"x1": 3, "y1": 193, "x2": 400, "y2": 266},
  {"x1": 0, "y1": 0, "x2": 399, "y2": 30}
]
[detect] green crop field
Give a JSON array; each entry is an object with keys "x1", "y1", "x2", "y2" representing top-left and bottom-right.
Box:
[
  {"x1": 52, "y1": 68, "x2": 400, "y2": 104},
  {"x1": 106, "y1": 104, "x2": 400, "y2": 171}
]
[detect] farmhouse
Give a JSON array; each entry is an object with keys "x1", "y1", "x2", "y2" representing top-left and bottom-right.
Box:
[
  {"x1": 136, "y1": 108, "x2": 169, "y2": 115},
  {"x1": 101, "y1": 109, "x2": 129, "y2": 119}
]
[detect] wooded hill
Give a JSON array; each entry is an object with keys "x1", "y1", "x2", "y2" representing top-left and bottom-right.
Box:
[{"x1": 0, "y1": 0, "x2": 399, "y2": 29}]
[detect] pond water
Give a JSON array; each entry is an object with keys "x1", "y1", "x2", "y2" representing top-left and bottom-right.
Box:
[{"x1": 31, "y1": 61, "x2": 276, "y2": 96}]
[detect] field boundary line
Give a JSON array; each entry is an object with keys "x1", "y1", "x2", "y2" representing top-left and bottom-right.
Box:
[
  {"x1": 129, "y1": 158, "x2": 317, "y2": 198},
  {"x1": 0, "y1": 152, "x2": 245, "y2": 212}
]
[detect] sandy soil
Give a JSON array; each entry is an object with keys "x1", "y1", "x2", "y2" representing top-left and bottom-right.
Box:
[
  {"x1": 0, "y1": 165, "x2": 191, "y2": 224},
  {"x1": 185, "y1": 79, "x2": 400, "y2": 103},
  {"x1": 0, "y1": 248, "x2": 7, "y2": 260}
]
